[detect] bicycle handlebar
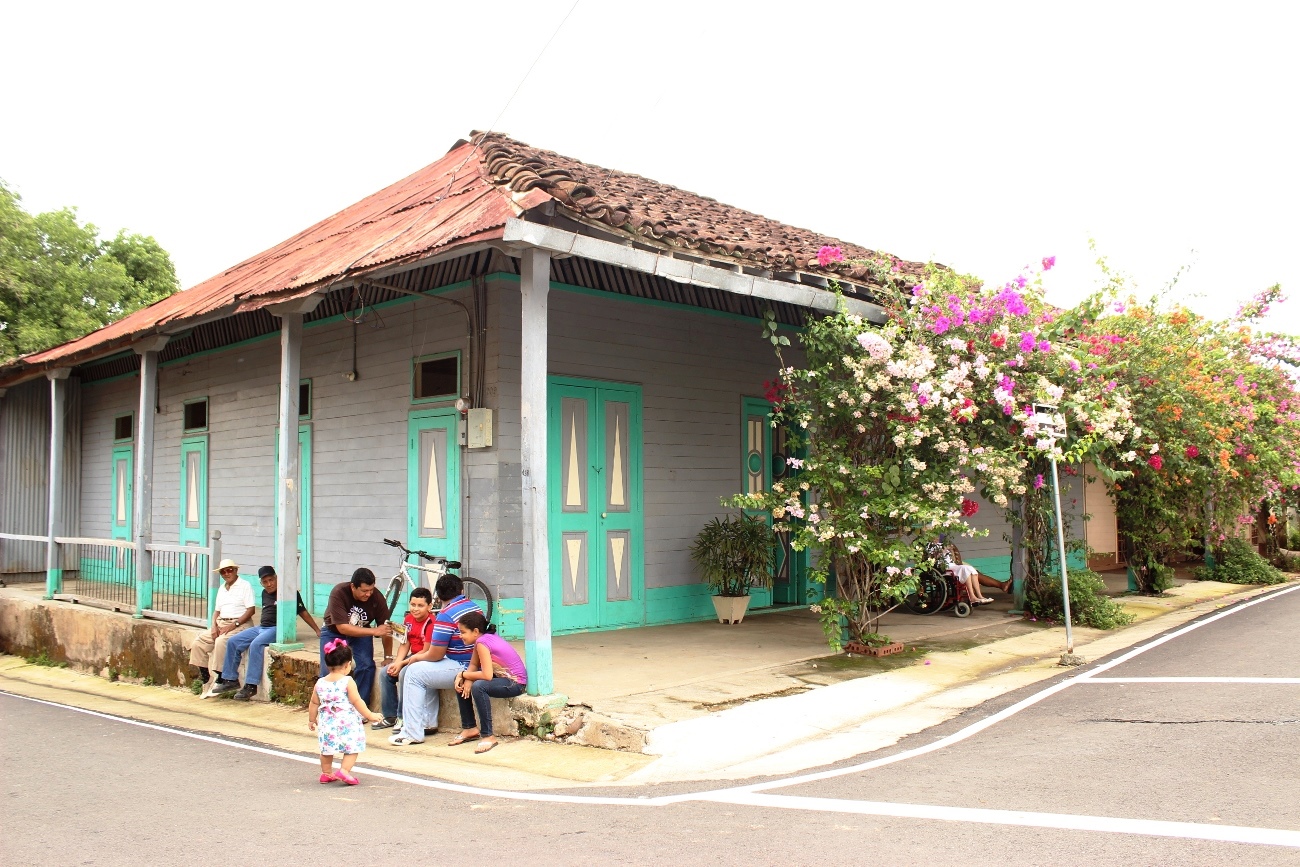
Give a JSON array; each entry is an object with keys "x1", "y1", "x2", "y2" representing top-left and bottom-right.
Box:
[{"x1": 381, "y1": 538, "x2": 459, "y2": 570}]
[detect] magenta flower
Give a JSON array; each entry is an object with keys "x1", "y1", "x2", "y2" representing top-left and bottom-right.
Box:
[
  {"x1": 1037, "y1": 340, "x2": 1052, "y2": 354},
  {"x1": 817, "y1": 245, "x2": 845, "y2": 267},
  {"x1": 1033, "y1": 474, "x2": 1045, "y2": 489},
  {"x1": 932, "y1": 316, "x2": 952, "y2": 335},
  {"x1": 1042, "y1": 256, "x2": 1056, "y2": 271},
  {"x1": 1019, "y1": 332, "x2": 1037, "y2": 353},
  {"x1": 1185, "y1": 445, "x2": 1200, "y2": 459},
  {"x1": 1148, "y1": 454, "x2": 1164, "y2": 470}
]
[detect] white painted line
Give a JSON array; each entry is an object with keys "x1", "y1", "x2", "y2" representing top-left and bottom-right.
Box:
[
  {"x1": 713, "y1": 792, "x2": 1300, "y2": 849},
  {"x1": 4, "y1": 582, "x2": 1297, "y2": 847},
  {"x1": 732, "y1": 582, "x2": 1300, "y2": 795},
  {"x1": 1085, "y1": 677, "x2": 1300, "y2": 684}
]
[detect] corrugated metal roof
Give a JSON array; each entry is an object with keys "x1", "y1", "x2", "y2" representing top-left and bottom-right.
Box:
[{"x1": 2, "y1": 132, "x2": 923, "y2": 386}]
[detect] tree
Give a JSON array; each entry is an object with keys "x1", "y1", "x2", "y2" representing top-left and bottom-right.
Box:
[{"x1": 0, "y1": 181, "x2": 179, "y2": 361}]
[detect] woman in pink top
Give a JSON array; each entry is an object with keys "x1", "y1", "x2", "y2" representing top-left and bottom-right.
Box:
[{"x1": 449, "y1": 610, "x2": 528, "y2": 754}]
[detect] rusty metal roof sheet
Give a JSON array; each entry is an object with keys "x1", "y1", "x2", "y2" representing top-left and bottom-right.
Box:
[{"x1": 2, "y1": 133, "x2": 923, "y2": 385}]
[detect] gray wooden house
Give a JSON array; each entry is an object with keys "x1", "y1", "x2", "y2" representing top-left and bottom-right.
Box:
[{"x1": 2, "y1": 133, "x2": 1065, "y2": 692}]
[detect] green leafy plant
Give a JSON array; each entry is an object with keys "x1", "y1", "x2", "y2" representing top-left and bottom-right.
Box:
[
  {"x1": 24, "y1": 652, "x2": 66, "y2": 668},
  {"x1": 190, "y1": 678, "x2": 204, "y2": 695},
  {"x1": 690, "y1": 513, "x2": 776, "y2": 597},
  {"x1": 1206, "y1": 537, "x2": 1286, "y2": 585},
  {"x1": 1028, "y1": 568, "x2": 1135, "y2": 630}
]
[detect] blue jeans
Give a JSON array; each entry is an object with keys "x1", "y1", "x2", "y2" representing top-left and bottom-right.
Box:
[
  {"x1": 457, "y1": 677, "x2": 526, "y2": 737},
  {"x1": 221, "y1": 625, "x2": 275, "y2": 686},
  {"x1": 395, "y1": 658, "x2": 464, "y2": 742},
  {"x1": 380, "y1": 664, "x2": 412, "y2": 721},
  {"x1": 319, "y1": 628, "x2": 376, "y2": 705}
]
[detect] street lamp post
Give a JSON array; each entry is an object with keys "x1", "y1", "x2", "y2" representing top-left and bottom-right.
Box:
[{"x1": 1032, "y1": 404, "x2": 1085, "y2": 666}]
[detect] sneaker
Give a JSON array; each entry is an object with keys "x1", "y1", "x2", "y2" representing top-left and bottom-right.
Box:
[
  {"x1": 232, "y1": 684, "x2": 257, "y2": 701},
  {"x1": 389, "y1": 733, "x2": 421, "y2": 746},
  {"x1": 209, "y1": 680, "x2": 239, "y2": 696},
  {"x1": 371, "y1": 717, "x2": 397, "y2": 730}
]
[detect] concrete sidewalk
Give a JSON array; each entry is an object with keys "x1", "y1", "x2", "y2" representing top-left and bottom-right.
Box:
[{"x1": 2, "y1": 573, "x2": 1290, "y2": 787}]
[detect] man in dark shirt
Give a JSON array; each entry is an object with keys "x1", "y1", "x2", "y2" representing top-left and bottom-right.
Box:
[
  {"x1": 211, "y1": 566, "x2": 319, "y2": 701},
  {"x1": 319, "y1": 568, "x2": 393, "y2": 705}
]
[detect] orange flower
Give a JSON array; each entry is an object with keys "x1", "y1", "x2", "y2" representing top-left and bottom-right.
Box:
[{"x1": 1268, "y1": 514, "x2": 1278, "y2": 525}]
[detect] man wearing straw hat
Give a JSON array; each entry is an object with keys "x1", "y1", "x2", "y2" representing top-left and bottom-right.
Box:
[{"x1": 189, "y1": 558, "x2": 255, "y2": 691}]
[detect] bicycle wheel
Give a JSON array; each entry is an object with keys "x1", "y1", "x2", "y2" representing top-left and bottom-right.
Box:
[
  {"x1": 903, "y1": 571, "x2": 948, "y2": 615},
  {"x1": 460, "y1": 576, "x2": 494, "y2": 621},
  {"x1": 384, "y1": 575, "x2": 405, "y2": 615}
]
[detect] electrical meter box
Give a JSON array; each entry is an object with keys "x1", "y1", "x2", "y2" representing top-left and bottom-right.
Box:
[{"x1": 467, "y1": 408, "x2": 494, "y2": 448}]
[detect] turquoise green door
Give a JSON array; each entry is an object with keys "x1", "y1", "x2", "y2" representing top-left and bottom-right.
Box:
[
  {"x1": 407, "y1": 410, "x2": 460, "y2": 606},
  {"x1": 741, "y1": 398, "x2": 811, "y2": 606},
  {"x1": 178, "y1": 437, "x2": 209, "y2": 593},
  {"x1": 549, "y1": 378, "x2": 643, "y2": 632},
  {"x1": 275, "y1": 426, "x2": 316, "y2": 610},
  {"x1": 110, "y1": 446, "x2": 133, "y2": 542}
]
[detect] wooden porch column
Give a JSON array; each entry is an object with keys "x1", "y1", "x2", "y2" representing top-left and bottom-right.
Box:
[
  {"x1": 269, "y1": 297, "x2": 320, "y2": 649},
  {"x1": 132, "y1": 337, "x2": 169, "y2": 615},
  {"x1": 520, "y1": 247, "x2": 554, "y2": 695},
  {"x1": 44, "y1": 369, "x2": 71, "y2": 598}
]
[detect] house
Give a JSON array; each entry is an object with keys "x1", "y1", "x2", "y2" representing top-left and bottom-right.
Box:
[{"x1": 0, "y1": 133, "x2": 1078, "y2": 692}]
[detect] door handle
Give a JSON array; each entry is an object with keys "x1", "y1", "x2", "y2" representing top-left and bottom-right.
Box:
[{"x1": 601, "y1": 513, "x2": 607, "y2": 519}]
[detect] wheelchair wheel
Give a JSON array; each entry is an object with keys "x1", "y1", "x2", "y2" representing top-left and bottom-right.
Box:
[
  {"x1": 953, "y1": 600, "x2": 972, "y2": 618},
  {"x1": 904, "y1": 571, "x2": 948, "y2": 615}
]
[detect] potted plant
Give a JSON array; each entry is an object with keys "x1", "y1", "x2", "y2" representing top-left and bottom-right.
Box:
[{"x1": 690, "y1": 513, "x2": 775, "y2": 624}]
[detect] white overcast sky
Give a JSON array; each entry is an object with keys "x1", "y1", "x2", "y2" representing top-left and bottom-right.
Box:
[{"x1": 2, "y1": 1, "x2": 1296, "y2": 334}]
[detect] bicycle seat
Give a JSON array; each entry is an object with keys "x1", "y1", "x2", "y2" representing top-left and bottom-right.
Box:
[{"x1": 445, "y1": 560, "x2": 461, "y2": 570}]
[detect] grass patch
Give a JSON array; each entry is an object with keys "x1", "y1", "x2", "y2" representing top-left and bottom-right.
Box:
[{"x1": 24, "y1": 652, "x2": 66, "y2": 668}]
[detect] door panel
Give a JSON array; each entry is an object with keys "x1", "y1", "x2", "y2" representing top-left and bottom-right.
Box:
[
  {"x1": 407, "y1": 410, "x2": 460, "y2": 598},
  {"x1": 549, "y1": 379, "x2": 643, "y2": 632},
  {"x1": 741, "y1": 398, "x2": 809, "y2": 606}
]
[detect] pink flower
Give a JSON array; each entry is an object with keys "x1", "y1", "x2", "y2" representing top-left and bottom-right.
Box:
[
  {"x1": 991, "y1": 332, "x2": 1006, "y2": 349},
  {"x1": 1042, "y1": 256, "x2": 1056, "y2": 271},
  {"x1": 1019, "y1": 332, "x2": 1037, "y2": 353},
  {"x1": 817, "y1": 246, "x2": 845, "y2": 267},
  {"x1": 1148, "y1": 454, "x2": 1164, "y2": 470},
  {"x1": 1185, "y1": 445, "x2": 1200, "y2": 459},
  {"x1": 961, "y1": 498, "x2": 980, "y2": 517},
  {"x1": 1033, "y1": 474, "x2": 1045, "y2": 489}
]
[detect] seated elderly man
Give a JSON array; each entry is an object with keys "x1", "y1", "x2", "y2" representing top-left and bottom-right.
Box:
[
  {"x1": 210, "y1": 566, "x2": 320, "y2": 701},
  {"x1": 190, "y1": 559, "x2": 255, "y2": 688}
]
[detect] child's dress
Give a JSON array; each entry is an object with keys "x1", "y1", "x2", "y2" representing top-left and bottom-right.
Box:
[{"x1": 316, "y1": 676, "x2": 366, "y2": 755}]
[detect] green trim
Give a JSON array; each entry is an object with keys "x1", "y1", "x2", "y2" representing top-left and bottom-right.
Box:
[
  {"x1": 524, "y1": 637, "x2": 553, "y2": 696},
  {"x1": 271, "y1": 641, "x2": 305, "y2": 652},
  {"x1": 181, "y1": 397, "x2": 210, "y2": 433},
  {"x1": 965, "y1": 556, "x2": 1010, "y2": 582},
  {"x1": 44, "y1": 567, "x2": 63, "y2": 599},
  {"x1": 160, "y1": 332, "x2": 276, "y2": 369},
  {"x1": 493, "y1": 272, "x2": 803, "y2": 331},
  {"x1": 406, "y1": 408, "x2": 461, "y2": 607},
  {"x1": 411, "y1": 350, "x2": 462, "y2": 405},
  {"x1": 110, "y1": 445, "x2": 134, "y2": 542},
  {"x1": 178, "y1": 437, "x2": 209, "y2": 549},
  {"x1": 494, "y1": 596, "x2": 525, "y2": 639},
  {"x1": 548, "y1": 376, "x2": 645, "y2": 633}
]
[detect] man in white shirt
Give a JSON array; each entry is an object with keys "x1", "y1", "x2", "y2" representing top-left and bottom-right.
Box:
[{"x1": 190, "y1": 559, "x2": 256, "y2": 690}]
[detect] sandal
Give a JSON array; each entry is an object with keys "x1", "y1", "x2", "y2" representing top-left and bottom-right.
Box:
[
  {"x1": 335, "y1": 771, "x2": 359, "y2": 786},
  {"x1": 448, "y1": 732, "x2": 480, "y2": 746},
  {"x1": 474, "y1": 739, "x2": 499, "y2": 754}
]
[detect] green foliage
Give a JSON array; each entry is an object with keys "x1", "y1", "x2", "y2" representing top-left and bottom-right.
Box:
[
  {"x1": 1288, "y1": 529, "x2": 1300, "y2": 551},
  {"x1": 190, "y1": 678, "x2": 204, "y2": 695},
  {"x1": 1149, "y1": 563, "x2": 1176, "y2": 594},
  {"x1": 690, "y1": 513, "x2": 775, "y2": 597},
  {"x1": 1207, "y1": 537, "x2": 1286, "y2": 585},
  {"x1": 24, "y1": 651, "x2": 65, "y2": 668},
  {"x1": 1028, "y1": 568, "x2": 1135, "y2": 630},
  {"x1": 0, "y1": 181, "x2": 179, "y2": 361}
]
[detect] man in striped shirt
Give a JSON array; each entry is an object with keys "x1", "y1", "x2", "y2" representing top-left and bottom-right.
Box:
[{"x1": 387, "y1": 574, "x2": 484, "y2": 746}]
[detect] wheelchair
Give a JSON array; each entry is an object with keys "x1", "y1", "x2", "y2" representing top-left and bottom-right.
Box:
[{"x1": 902, "y1": 564, "x2": 975, "y2": 618}]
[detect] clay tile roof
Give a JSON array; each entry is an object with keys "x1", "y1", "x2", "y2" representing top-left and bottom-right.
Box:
[
  {"x1": 2, "y1": 132, "x2": 924, "y2": 382},
  {"x1": 474, "y1": 131, "x2": 927, "y2": 286}
]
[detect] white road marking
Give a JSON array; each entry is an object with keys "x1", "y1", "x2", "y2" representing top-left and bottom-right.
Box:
[
  {"x1": 1084, "y1": 677, "x2": 1300, "y2": 684},
  {"x1": 4, "y1": 582, "x2": 1298, "y2": 846},
  {"x1": 712, "y1": 792, "x2": 1300, "y2": 849}
]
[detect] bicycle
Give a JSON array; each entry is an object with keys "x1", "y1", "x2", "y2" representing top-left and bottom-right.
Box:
[{"x1": 380, "y1": 538, "x2": 494, "y2": 622}]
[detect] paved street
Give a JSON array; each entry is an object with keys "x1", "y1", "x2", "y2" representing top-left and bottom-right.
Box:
[{"x1": 3, "y1": 586, "x2": 1298, "y2": 866}]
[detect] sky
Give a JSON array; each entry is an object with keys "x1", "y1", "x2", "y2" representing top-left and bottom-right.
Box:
[{"x1": 2, "y1": 1, "x2": 1297, "y2": 334}]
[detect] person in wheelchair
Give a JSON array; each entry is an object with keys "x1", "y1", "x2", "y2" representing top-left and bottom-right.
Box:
[{"x1": 937, "y1": 543, "x2": 1011, "y2": 605}]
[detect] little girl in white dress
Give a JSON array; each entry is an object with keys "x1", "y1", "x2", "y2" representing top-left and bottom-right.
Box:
[{"x1": 308, "y1": 638, "x2": 382, "y2": 785}]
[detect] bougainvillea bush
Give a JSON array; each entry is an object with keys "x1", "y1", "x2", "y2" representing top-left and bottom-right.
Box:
[
  {"x1": 736, "y1": 251, "x2": 1140, "y2": 648},
  {"x1": 1083, "y1": 281, "x2": 1300, "y2": 591}
]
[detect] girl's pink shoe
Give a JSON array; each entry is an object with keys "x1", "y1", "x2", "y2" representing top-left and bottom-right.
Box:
[
  {"x1": 335, "y1": 771, "x2": 359, "y2": 786},
  {"x1": 318, "y1": 773, "x2": 336, "y2": 784}
]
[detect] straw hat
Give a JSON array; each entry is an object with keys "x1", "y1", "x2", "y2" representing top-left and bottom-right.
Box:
[{"x1": 214, "y1": 558, "x2": 240, "y2": 573}]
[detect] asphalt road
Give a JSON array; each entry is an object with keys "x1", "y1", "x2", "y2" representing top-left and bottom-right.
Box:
[{"x1": 3, "y1": 585, "x2": 1299, "y2": 866}]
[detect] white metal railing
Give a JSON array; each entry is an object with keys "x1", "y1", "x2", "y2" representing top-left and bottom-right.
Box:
[
  {"x1": 141, "y1": 531, "x2": 222, "y2": 628},
  {"x1": 49, "y1": 536, "x2": 140, "y2": 613}
]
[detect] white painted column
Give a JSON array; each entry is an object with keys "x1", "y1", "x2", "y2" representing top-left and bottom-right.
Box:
[
  {"x1": 269, "y1": 297, "x2": 320, "y2": 648},
  {"x1": 520, "y1": 247, "x2": 554, "y2": 695},
  {"x1": 132, "y1": 336, "x2": 169, "y2": 614},
  {"x1": 44, "y1": 369, "x2": 71, "y2": 598}
]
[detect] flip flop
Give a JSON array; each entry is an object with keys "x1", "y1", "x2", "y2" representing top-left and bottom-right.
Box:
[
  {"x1": 448, "y1": 732, "x2": 480, "y2": 746},
  {"x1": 474, "y1": 739, "x2": 498, "y2": 754}
]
